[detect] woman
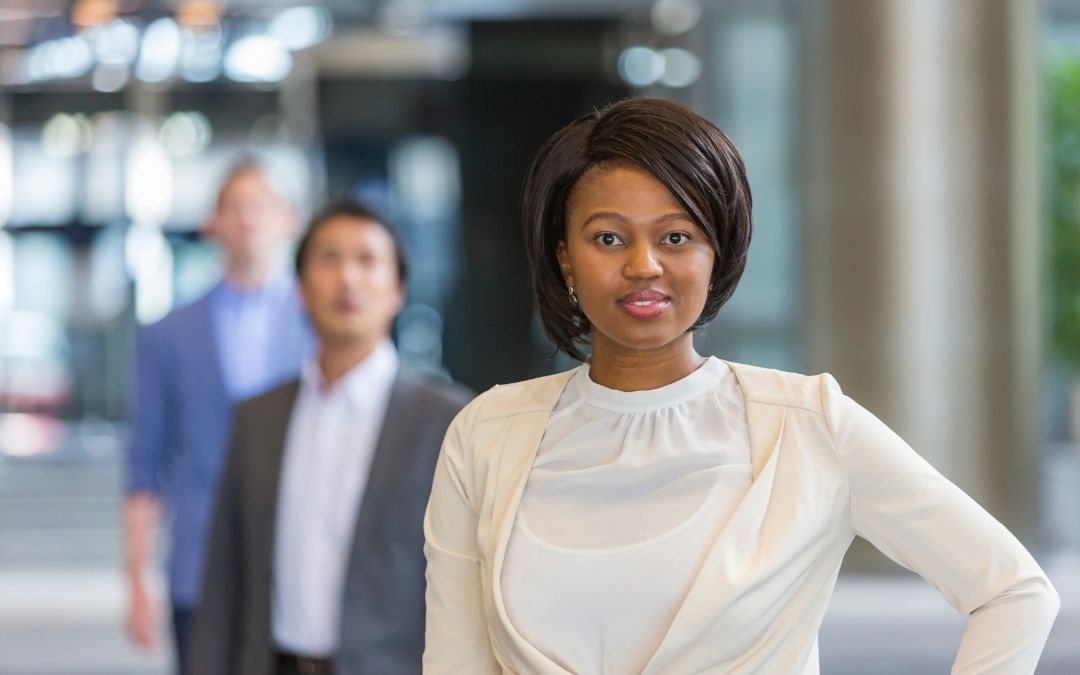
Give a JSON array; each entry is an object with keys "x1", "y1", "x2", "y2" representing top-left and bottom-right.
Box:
[{"x1": 423, "y1": 98, "x2": 1059, "y2": 674}]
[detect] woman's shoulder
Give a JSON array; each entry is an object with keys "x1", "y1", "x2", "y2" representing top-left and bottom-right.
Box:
[
  {"x1": 452, "y1": 367, "x2": 581, "y2": 428},
  {"x1": 723, "y1": 360, "x2": 841, "y2": 416},
  {"x1": 450, "y1": 361, "x2": 847, "y2": 429}
]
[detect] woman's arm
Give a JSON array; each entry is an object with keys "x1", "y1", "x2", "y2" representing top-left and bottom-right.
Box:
[
  {"x1": 820, "y1": 375, "x2": 1060, "y2": 674},
  {"x1": 423, "y1": 401, "x2": 501, "y2": 674}
]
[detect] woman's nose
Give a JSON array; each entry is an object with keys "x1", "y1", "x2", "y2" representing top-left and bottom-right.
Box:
[{"x1": 623, "y1": 241, "x2": 663, "y2": 279}]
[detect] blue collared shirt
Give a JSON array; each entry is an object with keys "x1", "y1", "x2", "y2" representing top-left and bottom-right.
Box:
[{"x1": 211, "y1": 275, "x2": 301, "y2": 402}]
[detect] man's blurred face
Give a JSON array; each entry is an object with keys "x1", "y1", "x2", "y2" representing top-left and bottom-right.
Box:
[
  {"x1": 299, "y1": 216, "x2": 404, "y2": 349},
  {"x1": 205, "y1": 169, "x2": 295, "y2": 267}
]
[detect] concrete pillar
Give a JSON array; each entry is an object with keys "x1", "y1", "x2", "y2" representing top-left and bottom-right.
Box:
[{"x1": 802, "y1": 0, "x2": 1040, "y2": 541}]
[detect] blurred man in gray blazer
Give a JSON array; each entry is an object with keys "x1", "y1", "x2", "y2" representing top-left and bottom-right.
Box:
[{"x1": 189, "y1": 200, "x2": 472, "y2": 675}]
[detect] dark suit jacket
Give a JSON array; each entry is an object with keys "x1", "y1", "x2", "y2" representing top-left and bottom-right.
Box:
[{"x1": 188, "y1": 370, "x2": 473, "y2": 675}]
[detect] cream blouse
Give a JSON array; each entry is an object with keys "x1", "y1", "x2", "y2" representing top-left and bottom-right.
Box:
[
  {"x1": 503, "y1": 358, "x2": 751, "y2": 674},
  {"x1": 423, "y1": 362, "x2": 1060, "y2": 674}
]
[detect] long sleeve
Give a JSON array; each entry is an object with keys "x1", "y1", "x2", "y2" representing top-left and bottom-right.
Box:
[
  {"x1": 820, "y1": 375, "x2": 1059, "y2": 674},
  {"x1": 125, "y1": 325, "x2": 171, "y2": 495},
  {"x1": 187, "y1": 413, "x2": 245, "y2": 675},
  {"x1": 423, "y1": 399, "x2": 501, "y2": 674}
]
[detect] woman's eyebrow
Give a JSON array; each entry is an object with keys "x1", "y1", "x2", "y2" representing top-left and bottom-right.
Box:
[{"x1": 581, "y1": 211, "x2": 693, "y2": 227}]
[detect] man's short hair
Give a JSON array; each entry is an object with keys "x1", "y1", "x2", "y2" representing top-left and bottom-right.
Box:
[
  {"x1": 294, "y1": 199, "x2": 408, "y2": 284},
  {"x1": 215, "y1": 156, "x2": 290, "y2": 208}
]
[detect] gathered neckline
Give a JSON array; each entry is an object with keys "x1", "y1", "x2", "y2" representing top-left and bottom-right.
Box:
[{"x1": 574, "y1": 356, "x2": 729, "y2": 412}]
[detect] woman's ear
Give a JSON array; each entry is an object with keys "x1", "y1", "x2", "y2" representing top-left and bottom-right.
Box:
[{"x1": 557, "y1": 241, "x2": 573, "y2": 288}]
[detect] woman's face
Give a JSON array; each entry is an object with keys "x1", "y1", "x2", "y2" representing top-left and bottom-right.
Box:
[{"x1": 558, "y1": 162, "x2": 715, "y2": 357}]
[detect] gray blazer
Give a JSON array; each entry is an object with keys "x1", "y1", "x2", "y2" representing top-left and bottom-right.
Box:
[{"x1": 189, "y1": 370, "x2": 473, "y2": 675}]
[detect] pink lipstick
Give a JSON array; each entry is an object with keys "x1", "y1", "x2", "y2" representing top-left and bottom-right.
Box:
[{"x1": 618, "y1": 290, "x2": 670, "y2": 320}]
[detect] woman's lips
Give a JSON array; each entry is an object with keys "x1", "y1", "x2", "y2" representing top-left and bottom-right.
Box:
[{"x1": 617, "y1": 291, "x2": 670, "y2": 320}]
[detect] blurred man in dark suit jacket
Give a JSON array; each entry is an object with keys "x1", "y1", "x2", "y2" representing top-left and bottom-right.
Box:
[{"x1": 189, "y1": 200, "x2": 471, "y2": 675}]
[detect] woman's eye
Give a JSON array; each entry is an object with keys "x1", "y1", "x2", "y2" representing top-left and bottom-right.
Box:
[
  {"x1": 596, "y1": 233, "x2": 621, "y2": 246},
  {"x1": 663, "y1": 232, "x2": 691, "y2": 245}
]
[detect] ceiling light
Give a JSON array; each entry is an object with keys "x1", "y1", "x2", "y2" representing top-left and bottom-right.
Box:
[
  {"x1": 618, "y1": 46, "x2": 664, "y2": 87},
  {"x1": 658, "y1": 48, "x2": 701, "y2": 88},
  {"x1": 175, "y1": 0, "x2": 222, "y2": 29},
  {"x1": 72, "y1": 0, "x2": 118, "y2": 28},
  {"x1": 224, "y1": 35, "x2": 292, "y2": 83},
  {"x1": 269, "y1": 6, "x2": 332, "y2": 51},
  {"x1": 136, "y1": 17, "x2": 181, "y2": 82},
  {"x1": 650, "y1": 0, "x2": 702, "y2": 37}
]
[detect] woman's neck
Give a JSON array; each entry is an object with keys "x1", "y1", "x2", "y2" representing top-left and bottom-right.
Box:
[{"x1": 586, "y1": 333, "x2": 706, "y2": 392}]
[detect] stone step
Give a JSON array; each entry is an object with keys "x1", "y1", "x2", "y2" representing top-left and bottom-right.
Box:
[
  {"x1": 0, "y1": 495, "x2": 121, "y2": 531},
  {"x1": 0, "y1": 460, "x2": 121, "y2": 498},
  {"x1": 0, "y1": 527, "x2": 122, "y2": 566}
]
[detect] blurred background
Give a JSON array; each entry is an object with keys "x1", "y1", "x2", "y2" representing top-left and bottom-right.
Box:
[{"x1": 0, "y1": 0, "x2": 1076, "y2": 672}]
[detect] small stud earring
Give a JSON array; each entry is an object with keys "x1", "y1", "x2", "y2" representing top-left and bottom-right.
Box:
[
  {"x1": 708, "y1": 284, "x2": 714, "y2": 291},
  {"x1": 568, "y1": 286, "x2": 579, "y2": 306}
]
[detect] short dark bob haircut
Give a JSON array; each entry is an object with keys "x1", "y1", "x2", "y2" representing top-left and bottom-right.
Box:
[
  {"x1": 294, "y1": 199, "x2": 408, "y2": 284},
  {"x1": 522, "y1": 97, "x2": 753, "y2": 361}
]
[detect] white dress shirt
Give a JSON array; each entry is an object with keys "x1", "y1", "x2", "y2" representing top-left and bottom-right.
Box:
[
  {"x1": 272, "y1": 339, "x2": 398, "y2": 656},
  {"x1": 503, "y1": 358, "x2": 752, "y2": 674}
]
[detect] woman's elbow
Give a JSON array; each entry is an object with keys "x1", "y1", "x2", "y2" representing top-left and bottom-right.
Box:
[{"x1": 1034, "y1": 574, "x2": 1062, "y2": 622}]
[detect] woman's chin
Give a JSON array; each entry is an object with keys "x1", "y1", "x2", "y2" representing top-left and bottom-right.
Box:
[{"x1": 592, "y1": 326, "x2": 692, "y2": 356}]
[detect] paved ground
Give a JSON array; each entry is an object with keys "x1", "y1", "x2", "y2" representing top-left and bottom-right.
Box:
[
  {"x1": 0, "y1": 567, "x2": 168, "y2": 675},
  {"x1": 0, "y1": 555, "x2": 1075, "y2": 675}
]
